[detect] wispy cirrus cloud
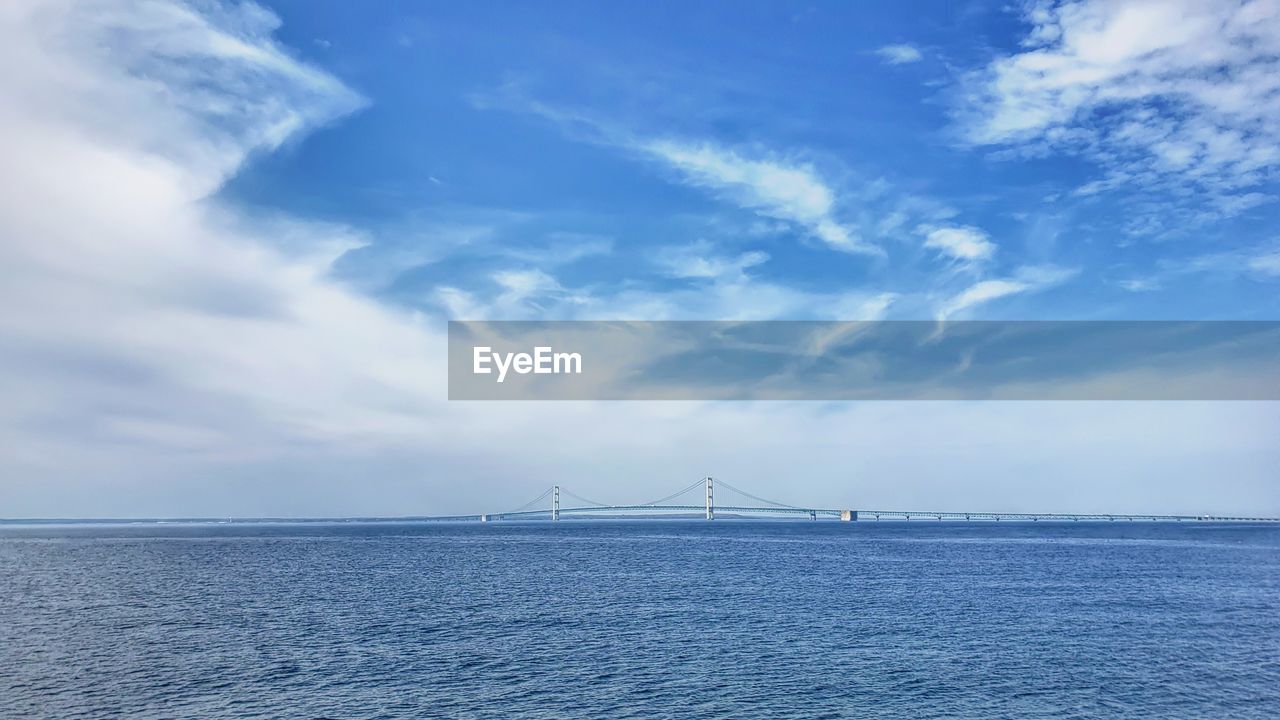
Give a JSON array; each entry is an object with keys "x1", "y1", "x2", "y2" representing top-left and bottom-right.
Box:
[
  {"x1": 653, "y1": 239, "x2": 770, "y2": 282},
  {"x1": 474, "y1": 87, "x2": 960, "y2": 259},
  {"x1": 1250, "y1": 250, "x2": 1280, "y2": 276},
  {"x1": 919, "y1": 224, "x2": 996, "y2": 265},
  {"x1": 937, "y1": 265, "x2": 1077, "y2": 320},
  {"x1": 1117, "y1": 241, "x2": 1280, "y2": 291},
  {"x1": 435, "y1": 258, "x2": 897, "y2": 323},
  {"x1": 641, "y1": 140, "x2": 878, "y2": 255},
  {"x1": 438, "y1": 267, "x2": 593, "y2": 320},
  {"x1": 875, "y1": 43, "x2": 923, "y2": 65},
  {"x1": 959, "y1": 0, "x2": 1280, "y2": 220},
  {"x1": 9, "y1": 0, "x2": 365, "y2": 198}
]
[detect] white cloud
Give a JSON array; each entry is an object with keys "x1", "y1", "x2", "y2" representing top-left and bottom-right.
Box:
[
  {"x1": 477, "y1": 90, "x2": 954, "y2": 257},
  {"x1": 936, "y1": 265, "x2": 1077, "y2": 320},
  {"x1": 833, "y1": 292, "x2": 899, "y2": 321},
  {"x1": 1248, "y1": 250, "x2": 1280, "y2": 277},
  {"x1": 502, "y1": 232, "x2": 613, "y2": 266},
  {"x1": 1110, "y1": 242, "x2": 1280, "y2": 293},
  {"x1": 654, "y1": 240, "x2": 769, "y2": 281},
  {"x1": 436, "y1": 286, "x2": 485, "y2": 319},
  {"x1": 938, "y1": 280, "x2": 1031, "y2": 320},
  {"x1": 1161, "y1": 243, "x2": 1280, "y2": 281},
  {"x1": 492, "y1": 268, "x2": 590, "y2": 312},
  {"x1": 1117, "y1": 277, "x2": 1161, "y2": 292},
  {"x1": 875, "y1": 43, "x2": 923, "y2": 65},
  {"x1": 438, "y1": 269, "x2": 591, "y2": 319},
  {"x1": 961, "y1": 0, "x2": 1280, "y2": 217},
  {"x1": 438, "y1": 263, "x2": 897, "y2": 323},
  {"x1": 920, "y1": 224, "x2": 996, "y2": 264},
  {"x1": 493, "y1": 268, "x2": 558, "y2": 298},
  {"x1": 642, "y1": 140, "x2": 879, "y2": 255},
  {"x1": 0, "y1": 0, "x2": 441, "y2": 466},
  {"x1": 2, "y1": 0, "x2": 363, "y2": 200}
]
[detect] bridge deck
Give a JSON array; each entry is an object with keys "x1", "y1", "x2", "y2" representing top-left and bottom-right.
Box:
[
  {"x1": 419, "y1": 479, "x2": 1278, "y2": 523},
  {"x1": 422, "y1": 505, "x2": 1279, "y2": 523}
]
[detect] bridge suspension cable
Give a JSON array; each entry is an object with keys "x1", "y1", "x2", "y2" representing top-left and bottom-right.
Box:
[
  {"x1": 503, "y1": 487, "x2": 553, "y2": 514},
  {"x1": 637, "y1": 478, "x2": 707, "y2": 506},
  {"x1": 715, "y1": 478, "x2": 805, "y2": 510},
  {"x1": 559, "y1": 488, "x2": 610, "y2": 507}
]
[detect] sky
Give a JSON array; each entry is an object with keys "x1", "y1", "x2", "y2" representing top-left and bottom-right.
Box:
[{"x1": 0, "y1": 0, "x2": 1277, "y2": 518}]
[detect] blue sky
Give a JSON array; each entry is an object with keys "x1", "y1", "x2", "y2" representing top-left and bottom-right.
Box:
[
  {"x1": 0, "y1": 0, "x2": 1277, "y2": 517},
  {"x1": 223, "y1": 0, "x2": 1280, "y2": 323}
]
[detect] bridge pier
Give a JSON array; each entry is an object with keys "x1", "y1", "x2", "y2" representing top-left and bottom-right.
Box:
[{"x1": 840, "y1": 510, "x2": 857, "y2": 521}]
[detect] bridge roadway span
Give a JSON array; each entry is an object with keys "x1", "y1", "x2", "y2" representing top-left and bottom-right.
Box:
[{"x1": 421, "y1": 478, "x2": 1279, "y2": 523}]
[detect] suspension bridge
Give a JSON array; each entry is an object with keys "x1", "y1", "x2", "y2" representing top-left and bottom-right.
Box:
[{"x1": 425, "y1": 477, "x2": 1279, "y2": 523}]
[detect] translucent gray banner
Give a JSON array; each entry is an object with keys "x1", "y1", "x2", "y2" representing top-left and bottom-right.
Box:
[{"x1": 447, "y1": 321, "x2": 1280, "y2": 400}]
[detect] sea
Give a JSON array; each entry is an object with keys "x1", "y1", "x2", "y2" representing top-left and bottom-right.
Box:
[{"x1": 1, "y1": 520, "x2": 1278, "y2": 719}]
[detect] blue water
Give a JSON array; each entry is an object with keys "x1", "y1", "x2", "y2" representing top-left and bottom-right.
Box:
[{"x1": 2, "y1": 521, "x2": 1278, "y2": 719}]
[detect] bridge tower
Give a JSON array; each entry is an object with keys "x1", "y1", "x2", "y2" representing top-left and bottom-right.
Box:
[
  {"x1": 552, "y1": 485, "x2": 560, "y2": 522},
  {"x1": 705, "y1": 476, "x2": 714, "y2": 520}
]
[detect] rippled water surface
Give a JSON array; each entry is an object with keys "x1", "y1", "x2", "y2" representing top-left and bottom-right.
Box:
[{"x1": 2, "y1": 521, "x2": 1279, "y2": 719}]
